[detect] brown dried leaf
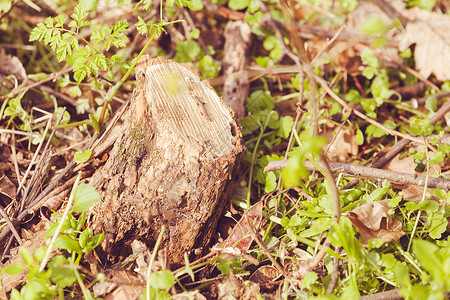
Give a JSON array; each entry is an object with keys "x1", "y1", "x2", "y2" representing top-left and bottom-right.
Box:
[
  {"x1": 399, "y1": 8, "x2": 450, "y2": 81},
  {"x1": 345, "y1": 200, "x2": 404, "y2": 244},
  {"x1": 323, "y1": 128, "x2": 358, "y2": 161},
  {"x1": 386, "y1": 136, "x2": 446, "y2": 202},
  {"x1": 223, "y1": 201, "x2": 263, "y2": 258},
  {"x1": 0, "y1": 49, "x2": 27, "y2": 84},
  {"x1": 93, "y1": 269, "x2": 143, "y2": 300},
  {"x1": 249, "y1": 265, "x2": 281, "y2": 285},
  {"x1": 0, "y1": 170, "x2": 16, "y2": 200}
]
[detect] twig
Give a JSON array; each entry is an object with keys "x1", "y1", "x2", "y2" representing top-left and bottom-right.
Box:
[
  {"x1": 372, "y1": 48, "x2": 440, "y2": 92},
  {"x1": 314, "y1": 74, "x2": 437, "y2": 151},
  {"x1": 10, "y1": 134, "x2": 21, "y2": 187},
  {"x1": 302, "y1": 157, "x2": 340, "y2": 275},
  {"x1": 311, "y1": 25, "x2": 346, "y2": 66},
  {"x1": 0, "y1": 67, "x2": 73, "y2": 100},
  {"x1": 0, "y1": 205, "x2": 22, "y2": 246},
  {"x1": 344, "y1": 98, "x2": 450, "y2": 189},
  {"x1": 360, "y1": 288, "x2": 402, "y2": 300},
  {"x1": 265, "y1": 160, "x2": 450, "y2": 190},
  {"x1": 16, "y1": 114, "x2": 52, "y2": 196},
  {"x1": 319, "y1": 157, "x2": 340, "y2": 223},
  {"x1": 27, "y1": 176, "x2": 77, "y2": 214},
  {"x1": 146, "y1": 226, "x2": 166, "y2": 300},
  {"x1": 39, "y1": 172, "x2": 82, "y2": 272},
  {"x1": 306, "y1": 235, "x2": 331, "y2": 274},
  {"x1": 326, "y1": 247, "x2": 340, "y2": 294},
  {"x1": 21, "y1": 107, "x2": 66, "y2": 208},
  {"x1": 245, "y1": 215, "x2": 290, "y2": 280}
]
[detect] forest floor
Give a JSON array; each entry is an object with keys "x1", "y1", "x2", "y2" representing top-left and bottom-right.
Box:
[{"x1": 1, "y1": 0, "x2": 450, "y2": 299}]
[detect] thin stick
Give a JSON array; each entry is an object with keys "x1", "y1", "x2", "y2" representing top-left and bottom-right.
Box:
[
  {"x1": 10, "y1": 134, "x2": 21, "y2": 187},
  {"x1": 21, "y1": 107, "x2": 66, "y2": 209},
  {"x1": 344, "y1": 98, "x2": 450, "y2": 189},
  {"x1": 16, "y1": 114, "x2": 52, "y2": 196},
  {"x1": 0, "y1": 205, "x2": 22, "y2": 245},
  {"x1": 147, "y1": 225, "x2": 166, "y2": 300},
  {"x1": 326, "y1": 247, "x2": 340, "y2": 294},
  {"x1": 39, "y1": 172, "x2": 82, "y2": 272},
  {"x1": 265, "y1": 160, "x2": 450, "y2": 190},
  {"x1": 0, "y1": 67, "x2": 73, "y2": 100},
  {"x1": 314, "y1": 74, "x2": 437, "y2": 151},
  {"x1": 245, "y1": 215, "x2": 290, "y2": 280},
  {"x1": 311, "y1": 25, "x2": 346, "y2": 66}
]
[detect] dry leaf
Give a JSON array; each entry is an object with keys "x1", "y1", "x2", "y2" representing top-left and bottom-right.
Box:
[
  {"x1": 398, "y1": 8, "x2": 450, "y2": 81},
  {"x1": 386, "y1": 136, "x2": 447, "y2": 202},
  {"x1": 93, "y1": 269, "x2": 143, "y2": 300},
  {"x1": 0, "y1": 170, "x2": 16, "y2": 200},
  {"x1": 323, "y1": 128, "x2": 358, "y2": 161},
  {"x1": 0, "y1": 49, "x2": 27, "y2": 84},
  {"x1": 223, "y1": 201, "x2": 263, "y2": 258},
  {"x1": 249, "y1": 265, "x2": 281, "y2": 285},
  {"x1": 345, "y1": 200, "x2": 404, "y2": 244},
  {"x1": 215, "y1": 273, "x2": 243, "y2": 299}
]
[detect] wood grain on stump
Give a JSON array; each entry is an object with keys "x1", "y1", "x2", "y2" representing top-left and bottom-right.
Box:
[{"x1": 88, "y1": 56, "x2": 243, "y2": 265}]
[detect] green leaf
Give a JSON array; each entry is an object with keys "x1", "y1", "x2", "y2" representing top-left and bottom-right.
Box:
[
  {"x1": 199, "y1": 55, "x2": 220, "y2": 79},
  {"x1": 20, "y1": 247, "x2": 34, "y2": 267},
  {"x1": 136, "y1": 16, "x2": 150, "y2": 35},
  {"x1": 33, "y1": 246, "x2": 47, "y2": 263},
  {"x1": 89, "y1": 114, "x2": 100, "y2": 132},
  {"x1": 48, "y1": 255, "x2": 77, "y2": 288},
  {"x1": 395, "y1": 263, "x2": 411, "y2": 288},
  {"x1": 425, "y1": 96, "x2": 437, "y2": 112},
  {"x1": 175, "y1": 40, "x2": 201, "y2": 62},
  {"x1": 0, "y1": 0, "x2": 12, "y2": 13},
  {"x1": 330, "y1": 218, "x2": 362, "y2": 264},
  {"x1": 84, "y1": 231, "x2": 104, "y2": 252},
  {"x1": 428, "y1": 213, "x2": 448, "y2": 239},
  {"x1": 277, "y1": 116, "x2": 294, "y2": 139},
  {"x1": 55, "y1": 235, "x2": 81, "y2": 253},
  {"x1": 228, "y1": 0, "x2": 249, "y2": 10},
  {"x1": 429, "y1": 151, "x2": 445, "y2": 164},
  {"x1": 412, "y1": 239, "x2": 444, "y2": 279},
  {"x1": 355, "y1": 129, "x2": 364, "y2": 145},
  {"x1": 301, "y1": 271, "x2": 318, "y2": 289},
  {"x1": 74, "y1": 149, "x2": 92, "y2": 163},
  {"x1": 360, "y1": 16, "x2": 386, "y2": 35},
  {"x1": 166, "y1": 0, "x2": 193, "y2": 8},
  {"x1": 408, "y1": 0, "x2": 437, "y2": 10},
  {"x1": 190, "y1": 0, "x2": 203, "y2": 10},
  {"x1": 264, "y1": 171, "x2": 277, "y2": 193},
  {"x1": 72, "y1": 183, "x2": 100, "y2": 213},
  {"x1": 4, "y1": 262, "x2": 24, "y2": 275},
  {"x1": 240, "y1": 114, "x2": 261, "y2": 135},
  {"x1": 365, "y1": 124, "x2": 387, "y2": 138},
  {"x1": 54, "y1": 107, "x2": 70, "y2": 125},
  {"x1": 282, "y1": 151, "x2": 307, "y2": 187},
  {"x1": 361, "y1": 187, "x2": 388, "y2": 205},
  {"x1": 79, "y1": 228, "x2": 89, "y2": 248},
  {"x1": 246, "y1": 90, "x2": 275, "y2": 113},
  {"x1": 149, "y1": 270, "x2": 176, "y2": 290}
]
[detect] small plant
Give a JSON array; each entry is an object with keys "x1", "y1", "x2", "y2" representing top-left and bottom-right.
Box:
[
  {"x1": 1, "y1": 174, "x2": 102, "y2": 299},
  {"x1": 29, "y1": 0, "x2": 192, "y2": 130}
]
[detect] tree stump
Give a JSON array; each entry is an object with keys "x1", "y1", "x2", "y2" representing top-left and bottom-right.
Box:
[{"x1": 88, "y1": 56, "x2": 243, "y2": 265}]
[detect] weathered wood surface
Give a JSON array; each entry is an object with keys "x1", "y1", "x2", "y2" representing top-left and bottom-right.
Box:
[
  {"x1": 222, "y1": 21, "x2": 251, "y2": 119},
  {"x1": 88, "y1": 56, "x2": 243, "y2": 265}
]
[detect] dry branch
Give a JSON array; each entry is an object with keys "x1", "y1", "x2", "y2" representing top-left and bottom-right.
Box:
[
  {"x1": 222, "y1": 20, "x2": 251, "y2": 119},
  {"x1": 265, "y1": 160, "x2": 450, "y2": 190}
]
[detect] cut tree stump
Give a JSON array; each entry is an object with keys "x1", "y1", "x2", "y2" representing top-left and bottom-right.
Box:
[{"x1": 88, "y1": 56, "x2": 243, "y2": 265}]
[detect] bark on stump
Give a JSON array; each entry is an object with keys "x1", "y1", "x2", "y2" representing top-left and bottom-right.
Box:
[{"x1": 88, "y1": 56, "x2": 243, "y2": 265}]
